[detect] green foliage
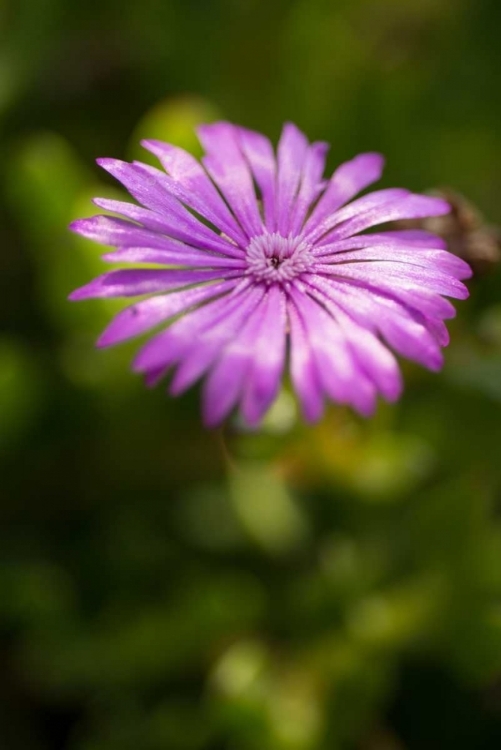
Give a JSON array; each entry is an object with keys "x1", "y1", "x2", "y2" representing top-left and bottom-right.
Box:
[{"x1": 1, "y1": 0, "x2": 501, "y2": 748}]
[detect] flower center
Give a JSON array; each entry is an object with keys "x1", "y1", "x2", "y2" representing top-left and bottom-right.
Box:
[{"x1": 246, "y1": 233, "x2": 313, "y2": 284}]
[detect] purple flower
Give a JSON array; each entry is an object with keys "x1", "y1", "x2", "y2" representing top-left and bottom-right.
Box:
[{"x1": 70, "y1": 122, "x2": 471, "y2": 427}]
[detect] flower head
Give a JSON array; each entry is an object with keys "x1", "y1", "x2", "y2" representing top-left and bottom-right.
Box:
[{"x1": 70, "y1": 122, "x2": 471, "y2": 426}]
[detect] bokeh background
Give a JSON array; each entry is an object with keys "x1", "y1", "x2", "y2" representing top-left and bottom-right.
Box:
[{"x1": 2, "y1": 1, "x2": 501, "y2": 748}]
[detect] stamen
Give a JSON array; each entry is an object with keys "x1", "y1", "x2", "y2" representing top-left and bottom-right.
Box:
[{"x1": 246, "y1": 232, "x2": 313, "y2": 284}]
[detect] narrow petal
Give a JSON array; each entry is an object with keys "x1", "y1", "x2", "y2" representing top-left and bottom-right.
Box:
[
  {"x1": 290, "y1": 141, "x2": 329, "y2": 235},
  {"x1": 290, "y1": 287, "x2": 377, "y2": 415},
  {"x1": 102, "y1": 247, "x2": 247, "y2": 269},
  {"x1": 315, "y1": 246, "x2": 472, "y2": 280},
  {"x1": 302, "y1": 279, "x2": 402, "y2": 401},
  {"x1": 132, "y1": 281, "x2": 255, "y2": 374},
  {"x1": 140, "y1": 139, "x2": 247, "y2": 246},
  {"x1": 96, "y1": 159, "x2": 240, "y2": 256},
  {"x1": 315, "y1": 230, "x2": 448, "y2": 256},
  {"x1": 240, "y1": 286, "x2": 287, "y2": 426},
  {"x1": 69, "y1": 268, "x2": 238, "y2": 300},
  {"x1": 303, "y1": 152, "x2": 385, "y2": 237},
  {"x1": 316, "y1": 260, "x2": 469, "y2": 299},
  {"x1": 288, "y1": 303, "x2": 324, "y2": 422},
  {"x1": 276, "y1": 122, "x2": 309, "y2": 235},
  {"x1": 237, "y1": 127, "x2": 277, "y2": 232},
  {"x1": 319, "y1": 194, "x2": 450, "y2": 243},
  {"x1": 306, "y1": 188, "x2": 409, "y2": 243},
  {"x1": 97, "y1": 279, "x2": 237, "y2": 347},
  {"x1": 201, "y1": 294, "x2": 272, "y2": 426},
  {"x1": 198, "y1": 122, "x2": 264, "y2": 238},
  {"x1": 305, "y1": 275, "x2": 445, "y2": 371}
]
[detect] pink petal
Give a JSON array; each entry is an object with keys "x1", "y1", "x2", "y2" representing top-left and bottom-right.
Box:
[{"x1": 198, "y1": 122, "x2": 264, "y2": 238}]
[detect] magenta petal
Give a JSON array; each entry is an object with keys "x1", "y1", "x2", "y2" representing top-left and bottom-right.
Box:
[
  {"x1": 198, "y1": 122, "x2": 264, "y2": 238},
  {"x1": 306, "y1": 276, "x2": 445, "y2": 370},
  {"x1": 237, "y1": 127, "x2": 278, "y2": 232},
  {"x1": 290, "y1": 287, "x2": 377, "y2": 416},
  {"x1": 275, "y1": 122, "x2": 309, "y2": 236},
  {"x1": 290, "y1": 141, "x2": 329, "y2": 235},
  {"x1": 133, "y1": 281, "x2": 254, "y2": 374},
  {"x1": 288, "y1": 304, "x2": 324, "y2": 422},
  {"x1": 69, "y1": 268, "x2": 236, "y2": 300},
  {"x1": 140, "y1": 139, "x2": 247, "y2": 247},
  {"x1": 315, "y1": 246, "x2": 472, "y2": 280},
  {"x1": 323, "y1": 194, "x2": 451, "y2": 242},
  {"x1": 316, "y1": 260, "x2": 469, "y2": 300},
  {"x1": 101, "y1": 247, "x2": 246, "y2": 269},
  {"x1": 96, "y1": 159, "x2": 239, "y2": 256},
  {"x1": 303, "y1": 152, "x2": 385, "y2": 237},
  {"x1": 169, "y1": 286, "x2": 266, "y2": 397},
  {"x1": 302, "y1": 279, "x2": 402, "y2": 401},
  {"x1": 201, "y1": 294, "x2": 272, "y2": 426},
  {"x1": 240, "y1": 286, "x2": 287, "y2": 426},
  {"x1": 97, "y1": 279, "x2": 236, "y2": 347},
  {"x1": 307, "y1": 188, "x2": 410, "y2": 243}
]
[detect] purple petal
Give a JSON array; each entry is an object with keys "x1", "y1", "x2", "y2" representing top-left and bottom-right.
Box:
[
  {"x1": 315, "y1": 246, "x2": 472, "y2": 280},
  {"x1": 96, "y1": 159, "x2": 240, "y2": 256},
  {"x1": 306, "y1": 188, "x2": 409, "y2": 243},
  {"x1": 301, "y1": 279, "x2": 402, "y2": 401},
  {"x1": 132, "y1": 281, "x2": 255, "y2": 374},
  {"x1": 198, "y1": 122, "x2": 264, "y2": 238},
  {"x1": 240, "y1": 286, "x2": 287, "y2": 426},
  {"x1": 303, "y1": 152, "x2": 385, "y2": 237},
  {"x1": 201, "y1": 293, "x2": 273, "y2": 426},
  {"x1": 288, "y1": 303, "x2": 324, "y2": 422},
  {"x1": 320, "y1": 194, "x2": 450, "y2": 243},
  {"x1": 290, "y1": 286, "x2": 377, "y2": 416},
  {"x1": 101, "y1": 247, "x2": 247, "y2": 269},
  {"x1": 315, "y1": 260, "x2": 469, "y2": 300},
  {"x1": 290, "y1": 141, "x2": 329, "y2": 235},
  {"x1": 169, "y1": 286, "x2": 266, "y2": 397},
  {"x1": 315, "y1": 230, "x2": 448, "y2": 256},
  {"x1": 305, "y1": 275, "x2": 445, "y2": 371},
  {"x1": 69, "y1": 268, "x2": 237, "y2": 300},
  {"x1": 97, "y1": 279, "x2": 237, "y2": 347},
  {"x1": 237, "y1": 127, "x2": 278, "y2": 232},
  {"x1": 140, "y1": 140, "x2": 248, "y2": 247},
  {"x1": 275, "y1": 122, "x2": 309, "y2": 235}
]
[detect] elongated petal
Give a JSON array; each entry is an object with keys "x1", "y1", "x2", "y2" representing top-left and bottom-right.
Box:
[
  {"x1": 240, "y1": 286, "x2": 287, "y2": 426},
  {"x1": 140, "y1": 139, "x2": 247, "y2": 246},
  {"x1": 316, "y1": 259, "x2": 469, "y2": 300},
  {"x1": 102, "y1": 247, "x2": 246, "y2": 269},
  {"x1": 306, "y1": 275, "x2": 445, "y2": 370},
  {"x1": 69, "y1": 268, "x2": 237, "y2": 300},
  {"x1": 303, "y1": 152, "x2": 385, "y2": 236},
  {"x1": 315, "y1": 230, "x2": 448, "y2": 256},
  {"x1": 290, "y1": 287, "x2": 377, "y2": 415},
  {"x1": 97, "y1": 279, "x2": 237, "y2": 347},
  {"x1": 198, "y1": 122, "x2": 263, "y2": 238},
  {"x1": 307, "y1": 188, "x2": 409, "y2": 243},
  {"x1": 302, "y1": 279, "x2": 402, "y2": 400},
  {"x1": 96, "y1": 159, "x2": 239, "y2": 256},
  {"x1": 201, "y1": 294, "x2": 272, "y2": 426},
  {"x1": 290, "y1": 141, "x2": 329, "y2": 235},
  {"x1": 133, "y1": 281, "x2": 254, "y2": 374},
  {"x1": 276, "y1": 122, "x2": 309, "y2": 235},
  {"x1": 169, "y1": 286, "x2": 266, "y2": 396},
  {"x1": 237, "y1": 127, "x2": 277, "y2": 231},
  {"x1": 315, "y1": 246, "x2": 471, "y2": 280},
  {"x1": 319, "y1": 194, "x2": 450, "y2": 243},
  {"x1": 288, "y1": 304, "x2": 324, "y2": 422}
]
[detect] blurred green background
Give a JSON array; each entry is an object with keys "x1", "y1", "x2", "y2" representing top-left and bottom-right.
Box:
[{"x1": 2, "y1": 0, "x2": 501, "y2": 748}]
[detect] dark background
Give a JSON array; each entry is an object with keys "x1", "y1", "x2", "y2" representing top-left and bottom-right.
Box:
[{"x1": 1, "y1": 1, "x2": 501, "y2": 748}]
